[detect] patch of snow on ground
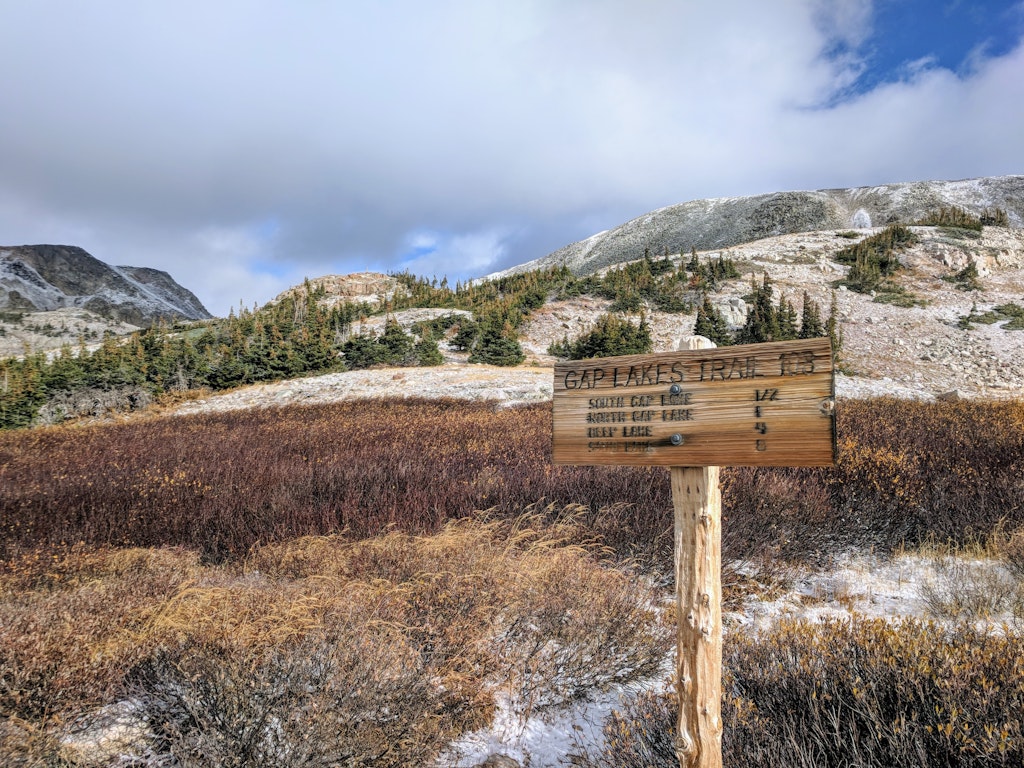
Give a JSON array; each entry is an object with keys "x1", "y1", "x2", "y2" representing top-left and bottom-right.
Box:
[
  {"x1": 437, "y1": 661, "x2": 673, "y2": 768},
  {"x1": 170, "y1": 364, "x2": 555, "y2": 417},
  {"x1": 733, "y1": 553, "x2": 928, "y2": 633},
  {"x1": 438, "y1": 551, "x2": 1020, "y2": 766}
]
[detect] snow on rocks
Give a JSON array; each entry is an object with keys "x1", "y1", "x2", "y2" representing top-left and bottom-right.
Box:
[{"x1": 171, "y1": 363, "x2": 554, "y2": 417}]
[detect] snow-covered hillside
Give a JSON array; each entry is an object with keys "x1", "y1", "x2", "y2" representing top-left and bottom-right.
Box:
[{"x1": 489, "y1": 175, "x2": 1024, "y2": 278}]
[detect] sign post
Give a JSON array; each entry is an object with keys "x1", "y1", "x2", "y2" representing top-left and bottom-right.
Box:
[
  {"x1": 671, "y1": 335, "x2": 722, "y2": 768},
  {"x1": 552, "y1": 336, "x2": 836, "y2": 768}
]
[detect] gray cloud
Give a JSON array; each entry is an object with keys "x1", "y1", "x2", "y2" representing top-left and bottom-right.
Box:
[{"x1": 1, "y1": 0, "x2": 1022, "y2": 315}]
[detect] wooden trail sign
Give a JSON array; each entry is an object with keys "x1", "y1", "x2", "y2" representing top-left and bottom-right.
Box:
[
  {"x1": 552, "y1": 336, "x2": 836, "y2": 768},
  {"x1": 552, "y1": 337, "x2": 836, "y2": 468}
]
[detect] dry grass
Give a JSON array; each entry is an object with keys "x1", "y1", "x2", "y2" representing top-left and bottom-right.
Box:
[
  {"x1": 993, "y1": 524, "x2": 1024, "y2": 582},
  {"x1": 0, "y1": 546, "x2": 202, "y2": 721},
  {"x1": 916, "y1": 536, "x2": 1024, "y2": 622},
  {"x1": 0, "y1": 514, "x2": 671, "y2": 766},
  {"x1": 4, "y1": 396, "x2": 1024, "y2": 762},
  {"x1": 576, "y1": 618, "x2": 1024, "y2": 768},
  {"x1": 4, "y1": 397, "x2": 1023, "y2": 572}
]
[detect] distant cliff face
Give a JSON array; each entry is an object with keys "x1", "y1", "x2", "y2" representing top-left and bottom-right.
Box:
[
  {"x1": 0, "y1": 245, "x2": 211, "y2": 326},
  {"x1": 268, "y1": 272, "x2": 407, "y2": 309},
  {"x1": 493, "y1": 175, "x2": 1024, "y2": 278}
]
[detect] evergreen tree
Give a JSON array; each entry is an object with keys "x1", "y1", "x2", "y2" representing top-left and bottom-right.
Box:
[
  {"x1": 206, "y1": 343, "x2": 249, "y2": 389},
  {"x1": 799, "y1": 292, "x2": 825, "y2": 338},
  {"x1": 0, "y1": 356, "x2": 46, "y2": 428},
  {"x1": 452, "y1": 317, "x2": 479, "y2": 351},
  {"x1": 686, "y1": 247, "x2": 700, "y2": 274},
  {"x1": 548, "y1": 313, "x2": 652, "y2": 360},
  {"x1": 380, "y1": 317, "x2": 413, "y2": 364},
  {"x1": 980, "y1": 207, "x2": 1009, "y2": 227},
  {"x1": 736, "y1": 273, "x2": 779, "y2": 344},
  {"x1": 469, "y1": 314, "x2": 525, "y2": 366},
  {"x1": 844, "y1": 249, "x2": 883, "y2": 293},
  {"x1": 693, "y1": 294, "x2": 732, "y2": 346},
  {"x1": 835, "y1": 224, "x2": 915, "y2": 293},
  {"x1": 341, "y1": 334, "x2": 385, "y2": 369},
  {"x1": 469, "y1": 329, "x2": 525, "y2": 366},
  {"x1": 517, "y1": 284, "x2": 548, "y2": 311},
  {"x1": 826, "y1": 290, "x2": 844, "y2": 365},
  {"x1": 414, "y1": 338, "x2": 444, "y2": 366},
  {"x1": 777, "y1": 295, "x2": 799, "y2": 340},
  {"x1": 711, "y1": 254, "x2": 740, "y2": 281},
  {"x1": 41, "y1": 344, "x2": 85, "y2": 391}
]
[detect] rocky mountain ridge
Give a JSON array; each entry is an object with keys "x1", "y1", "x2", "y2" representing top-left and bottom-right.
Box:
[
  {"x1": 0, "y1": 244, "x2": 211, "y2": 326},
  {"x1": 490, "y1": 175, "x2": 1024, "y2": 279}
]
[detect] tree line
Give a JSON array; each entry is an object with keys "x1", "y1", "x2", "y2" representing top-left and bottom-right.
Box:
[
  {"x1": 0, "y1": 268, "x2": 574, "y2": 428},
  {"x1": 549, "y1": 274, "x2": 841, "y2": 363},
  {"x1": 1, "y1": 249, "x2": 821, "y2": 429}
]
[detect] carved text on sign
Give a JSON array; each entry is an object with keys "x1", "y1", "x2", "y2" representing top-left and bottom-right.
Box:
[{"x1": 553, "y1": 338, "x2": 836, "y2": 467}]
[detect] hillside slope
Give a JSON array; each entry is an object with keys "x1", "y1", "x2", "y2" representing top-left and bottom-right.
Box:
[
  {"x1": 170, "y1": 224, "x2": 1024, "y2": 421},
  {"x1": 492, "y1": 175, "x2": 1024, "y2": 278},
  {"x1": 519, "y1": 225, "x2": 1024, "y2": 397}
]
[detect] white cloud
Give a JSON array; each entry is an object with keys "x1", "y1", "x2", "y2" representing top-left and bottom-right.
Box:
[
  {"x1": 0, "y1": 0, "x2": 1021, "y2": 316},
  {"x1": 399, "y1": 227, "x2": 515, "y2": 279},
  {"x1": 786, "y1": 41, "x2": 1024, "y2": 187}
]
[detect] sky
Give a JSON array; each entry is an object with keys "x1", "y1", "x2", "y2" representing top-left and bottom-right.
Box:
[{"x1": 1, "y1": 0, "x2": 1023, "y2": 317}]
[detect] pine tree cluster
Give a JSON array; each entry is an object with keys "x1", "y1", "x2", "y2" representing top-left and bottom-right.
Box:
[
  {"x1": 693, "y1": 274, "x2": 840, "y2": 359},
  {"x1": 2, "y1": 266, "x2": 584, "y2": 427},
  {"x1": 915, "y1": 205, "x2": 999, "y2": 232},
  {"x1": 553, "y1": 249, "x2": 739, "y2": 315},
  {"x1": 548, "y1": 313, "x2": 653, "y2": 360},
  {"x1": 0, "y1": 286, "x2": 442, "y2": 428},
  {"x1": 834, "y1": 224, "x2": 916, "y2": 294}
]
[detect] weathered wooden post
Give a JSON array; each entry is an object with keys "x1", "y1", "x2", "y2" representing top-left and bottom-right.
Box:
[
  {"x1": 552, "y1": 336, "x2": 836, "y2": 768},
  {"x1": 673, "y1": 335, "x2": 721, "y2": 767}
]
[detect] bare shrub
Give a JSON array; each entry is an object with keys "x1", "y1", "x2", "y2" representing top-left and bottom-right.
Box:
[
  {"x1": 0, "y1": 400, "x2": 671, "y2": 563},
  {"x1": 575, "y1": 618, "x2": 1024, "y2": 768},
  {"x1": 34, "y1": 385, "x2": 151, "y2": 425},
  {"x1": 5, "y1": 397, "x2": 1024, "y2": 565},
  {"x1": 721, "y1": 466, "x2": 833, "y2": 564},
  {"x1": 0, "y1": 716, "x2": 63, "y2": 768},
  {"x1": 832, "y1": 397, "x2": 1024, "y2": 551},
  {"x1": 486, "y1": 541, "x2": 671, "y2": 718},
  {"x1": 725, "y1": 618, "x2": 1024, "y2": 766},
  {"x1": 919, "y1": 545, "x2": 1023, "y2": 620},
  {"x1": 994, "y1": 525, "x2": 1024, "y2": 582},
  {"x1": 1, "y1": 516, "x2": 668, "y2": 764},
  {"x1": 569, "y1": 689, "x2": 678, "y2": 768},
  {"x1": 135, "y1": 630, "x2": 453, "y2": 768}
]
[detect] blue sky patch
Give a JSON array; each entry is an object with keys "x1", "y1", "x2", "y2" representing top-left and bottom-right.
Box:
[
  {"x1": 854, "y1": 0, "x2": 1023, "y2": 90},
  {"x1": 251, "y1": 260, "x2": 291, "y2": 279}
]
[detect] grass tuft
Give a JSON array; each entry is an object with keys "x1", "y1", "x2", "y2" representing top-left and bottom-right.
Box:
[
  {"x1": 575, "y1": 618, "x2": 1024, "y2": 767},
  {"x1": 1, "y1": 515, "x2": 670, "y2": 765}
]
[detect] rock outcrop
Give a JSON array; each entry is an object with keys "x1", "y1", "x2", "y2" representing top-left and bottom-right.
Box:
[
  {"x1": 0, "y1": 244, "x2": 211, "y2": 326},
  {"x1": 269, "y1": 272, "x2": 406, "y2": 309}
]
